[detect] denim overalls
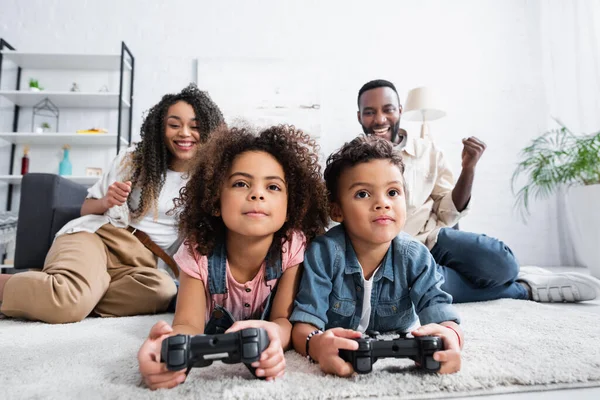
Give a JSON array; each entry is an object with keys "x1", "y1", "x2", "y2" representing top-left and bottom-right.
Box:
[{"x1": 204, "y1": 240, "x2": 283, "y2": 334}]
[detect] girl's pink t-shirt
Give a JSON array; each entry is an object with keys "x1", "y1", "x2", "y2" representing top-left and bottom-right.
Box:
[{"x1": 175, "y1": 232, "x2": 306, "y2": 322}]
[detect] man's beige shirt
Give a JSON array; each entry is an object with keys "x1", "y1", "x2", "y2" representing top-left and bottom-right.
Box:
[{"x1": 398, "y1": 136, "x2": 469, "y2": 250}]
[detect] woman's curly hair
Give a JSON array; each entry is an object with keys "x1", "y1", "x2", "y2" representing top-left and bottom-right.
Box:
[
  {"x1": 122, "y1": 83, "x2": 225, "y2": 220},
  {"x1": 176, "y1": 124, "x2": 329, "y2": 257}
]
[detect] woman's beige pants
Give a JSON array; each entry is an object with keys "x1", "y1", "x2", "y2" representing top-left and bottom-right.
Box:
[{"x1": 1, "y1": 223, "x2": 177, "y2": 323}]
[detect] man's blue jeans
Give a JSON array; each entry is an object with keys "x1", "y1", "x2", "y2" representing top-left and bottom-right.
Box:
[{"x1": 431, "y1": 228, "x2": 529, "y2": 303}]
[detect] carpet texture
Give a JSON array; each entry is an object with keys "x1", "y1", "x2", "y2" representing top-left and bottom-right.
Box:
[{"x1": 1, "y1": 299, "x2": 600, "y2": 399}]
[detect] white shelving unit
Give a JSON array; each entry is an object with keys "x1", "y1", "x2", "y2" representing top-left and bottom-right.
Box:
[
  {"x1": 0, "y1": 132, "x2": 129, "y2": 146},
  {"x1": 0, "y1": 52, "x2": 130, "y2": 70},
  {"x1": 0, "y1": 90, "x2": 129, "y2": 108},
  {"x1": 0, "y1": 40, "x2": 134, "y2": 271},
  {"x1": 0, "y1": 40, "x2": 135, "y2": 213}
]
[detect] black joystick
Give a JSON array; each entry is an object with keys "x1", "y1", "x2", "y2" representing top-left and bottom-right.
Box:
[
  {"x1": 339, "y1": 334, "x2": 443, "y2": 374},
  {"x1": 161, "y1": 327, "x2": 270, "y2": 378}
]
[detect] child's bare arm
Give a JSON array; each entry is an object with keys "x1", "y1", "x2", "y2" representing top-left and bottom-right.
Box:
[
  {"x1": 292, "y1": 322, "x2": 319, "y2": 357},
  {"x1": 268, "y1": 264, "x2": 302, "y2": 349},
  {"x1": 138, "y1": 272, "x2": 206, "y2": 390},
  {"x1": 439, "y1": 320, "x2": 463, "y2": 350},
  {"x1": 171, "y1": 272, "x2": 206, "y2": 335}
]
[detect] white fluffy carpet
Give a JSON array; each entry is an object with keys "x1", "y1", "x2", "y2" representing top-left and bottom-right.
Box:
[{"x1": 1, "y1": 299, "x2": 600, "y2": 399}]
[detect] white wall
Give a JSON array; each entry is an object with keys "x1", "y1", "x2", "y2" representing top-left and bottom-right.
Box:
[{"x1": 1, "y1": 0, "x2": 596, "y2": 266}]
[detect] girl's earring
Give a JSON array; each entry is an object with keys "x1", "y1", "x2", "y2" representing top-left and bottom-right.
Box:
[{"x1": 213, "y1": 209, "x2": 221, "y2": 217}]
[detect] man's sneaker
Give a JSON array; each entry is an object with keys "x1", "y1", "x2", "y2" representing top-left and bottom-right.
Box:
[{"x1": 517, "y1": 271, "x2": 600, "y2": 302}]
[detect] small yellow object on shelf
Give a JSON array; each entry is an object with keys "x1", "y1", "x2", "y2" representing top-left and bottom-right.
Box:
[{"x1": 76, "y1": 128, "x2": 108, "y2": 135}]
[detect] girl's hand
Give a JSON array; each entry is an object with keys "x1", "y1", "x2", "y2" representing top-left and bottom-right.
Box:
[
  {"x1": 226, "y1": 320, "x2": 285, "y2": 381},
  {"x1": 138, "y1": 321, "x2": 187, "y2": 390},
  {"x1": 310, "y1": 328, "x2": 362, "y2": 377},
  {"x1": 411, "y1": 323, "x2": 462, "y2": 374},
  {"x1": 103, "y1": 180, "x2": 131, "y2": 209}
]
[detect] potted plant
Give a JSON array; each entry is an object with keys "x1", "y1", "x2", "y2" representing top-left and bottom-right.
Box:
[
  {"x1": 512, "y1": 119, "x2": 600, "y2": 277},
  {"x1": 29, "y1": 78, "x2": 43, "y2": 92},
  {"x1": 41, "y1": 122, "x2": 51, "y2": 132}
]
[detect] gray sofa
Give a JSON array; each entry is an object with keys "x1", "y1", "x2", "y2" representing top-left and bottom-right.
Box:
[{"x1": 14, "y1": 173, "x2": 87, "y2": 270}]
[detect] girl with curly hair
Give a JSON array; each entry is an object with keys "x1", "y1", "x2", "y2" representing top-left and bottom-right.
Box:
[
  {"x1": 138, "y1": 125, "x2": 329, "y2": 389},
  {"x1": 0, "y1": 84, "x2": 224, "y2": 324}
]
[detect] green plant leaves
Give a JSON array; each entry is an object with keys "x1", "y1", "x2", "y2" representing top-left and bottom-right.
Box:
[{"x1": 511, "y1": 120, "x2": 600, "y2": 220}]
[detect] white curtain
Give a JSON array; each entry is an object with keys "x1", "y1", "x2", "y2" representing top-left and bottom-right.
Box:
[{"x1": 539, "y1": 0, "x2": 600, "y2": 266}]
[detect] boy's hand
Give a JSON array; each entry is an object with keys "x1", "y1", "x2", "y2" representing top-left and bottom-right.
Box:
[
  {"x1": 138, "y1": 321, "x2": 187, "y2": 390},
  {"x1": 103, "y1": 180, "x2": 131, "y2": 209},
  {"x1": 411, "y1": 323, "x2": 461, "y2": 374},
  {"x1": 310, "y1": 328, "x2": 362, "y2": 377},
  {"x1": 226, "y1": 320, "x2": 285, "y2": 381}
]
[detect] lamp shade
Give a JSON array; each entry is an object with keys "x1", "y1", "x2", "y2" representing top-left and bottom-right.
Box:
[{"x1": 403, "y1": 87, "x2": 446, "y2": 122}]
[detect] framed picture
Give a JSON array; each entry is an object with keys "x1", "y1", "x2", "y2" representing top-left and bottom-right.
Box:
[{"x1": 85, "y1": 167, "x2": 103, "y2": 177}]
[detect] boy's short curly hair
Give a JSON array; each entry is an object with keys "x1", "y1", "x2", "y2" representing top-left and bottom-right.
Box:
[
  {"x1": 324, "y1": 135, "x2": 405, "y2": 204},
  {"x1": 176, "y1": 124, "x2": 329, "y2": 256}
]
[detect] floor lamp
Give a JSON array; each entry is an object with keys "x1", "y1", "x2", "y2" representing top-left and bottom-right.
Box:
[{"x1": 403, "y1": 87, "x2": 446, "y2": 139}]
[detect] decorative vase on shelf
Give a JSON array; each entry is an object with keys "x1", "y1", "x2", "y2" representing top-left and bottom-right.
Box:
[{"x1": 59, "y1": 145, "x2": 72, "y2": 176}]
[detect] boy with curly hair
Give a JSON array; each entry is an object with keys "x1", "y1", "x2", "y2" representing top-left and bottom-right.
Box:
[{"x1": 291, "y1": 135, "x2": 463, "y2": 377}]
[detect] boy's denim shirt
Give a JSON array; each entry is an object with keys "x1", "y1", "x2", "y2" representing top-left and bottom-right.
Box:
[{"x1": 290, "y1": 224, "x2": 460, "y2": 332}]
